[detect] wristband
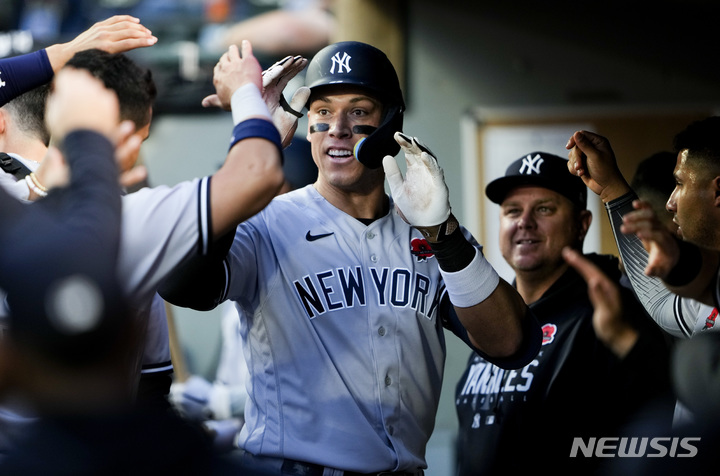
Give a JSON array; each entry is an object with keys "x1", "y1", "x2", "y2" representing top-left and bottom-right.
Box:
[
  {"x1": 428, "y1": 224, "x2": 476, "y2": 272},
  {"x1": 664, "y1": 238, "x2": 703, "y2": 287},
  {"x1": 231, "y1": 83, "x2": 271, "y2": 125},
  {"x1": 441, "y1": 248, "x2": 500, "y2": 308},
  {"x1": 229, "y1": 118, "x2": 283, "y2": 158}
]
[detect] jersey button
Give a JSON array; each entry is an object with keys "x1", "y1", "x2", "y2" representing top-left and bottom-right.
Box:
[
  {"x1": 367, "y1": 232, "x2": 375, "y2": 239},
  {"x1": 370, "y1": 254, "x2": 378, "y2": 263},
  {"x1": 385, "y1": 376, "x2": 392, "y2": 386},
  {"x1": 378, "y1": 326, "x2": 386, "y2": 336}
]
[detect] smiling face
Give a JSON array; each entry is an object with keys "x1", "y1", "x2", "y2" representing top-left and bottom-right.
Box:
[
  {"x1": 306, "y1": 85, "x2": 385, "y2": 195},
  {"x1": 499, "y1": 186, "x2": 590, "y2": 277}
]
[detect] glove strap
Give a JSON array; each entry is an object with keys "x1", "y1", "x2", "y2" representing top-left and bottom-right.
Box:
[
  {"x1": 416, "y1": 213, "x2": 459, "y2": 244},
  {"x1": 280, "y1": 95, "x2": 303, "y2": 118},
  {"x1": 423, "y1": 215, "x2": 476, "y2": 272}
]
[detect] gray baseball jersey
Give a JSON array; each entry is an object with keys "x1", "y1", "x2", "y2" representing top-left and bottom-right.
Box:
[
  {"x1": 222, "y1": 185, "x2": 467, "y2": 473},
  {"x1": 0, "y1": 169, "x2": 213, "y2": 402}
]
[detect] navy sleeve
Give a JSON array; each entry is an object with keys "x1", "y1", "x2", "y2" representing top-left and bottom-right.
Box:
[
  {"x1": 158, "y1": 227, "x2": 234, "y2": 311},
  {"x1": 0, "y1": 49, "x2": 54, "y2": 106},
  {"x1": 442, "y1": 297, "x2": 543, "y2": 370},
  {"x1": 0, "y1": 130, "x2": 124, "y2": 361}
]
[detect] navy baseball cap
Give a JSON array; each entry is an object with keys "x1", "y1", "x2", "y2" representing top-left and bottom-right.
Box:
[{"x1": 485, "y1": 151, "x2": 587, "y2": 209}]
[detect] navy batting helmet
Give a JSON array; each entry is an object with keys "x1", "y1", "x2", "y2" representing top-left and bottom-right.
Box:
[{"x1": 305, "y1": 41, "x2": 405, "y2": 169}]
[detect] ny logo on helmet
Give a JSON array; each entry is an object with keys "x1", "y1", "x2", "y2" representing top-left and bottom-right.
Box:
[
  {"x1": 330, "y1": 52, "x2": 352, "y2": 74},
  {"x1": 519, "y1": 154, "x2": 544, "y2": 175}
]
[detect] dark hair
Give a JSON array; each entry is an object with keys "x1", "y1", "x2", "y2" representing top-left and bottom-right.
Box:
[
  {"x1": 66, "y1": 49, "x2": 156, "y2": 129},
  {"x1": 4, "y1": 84, "x2": 51, "y2": 146},
  {"x1": 631, "y1": 151, "x2": 677, "y2": 200},
  {"x1": 673, "y1": 116, "x2": 720, "y2": 173}
]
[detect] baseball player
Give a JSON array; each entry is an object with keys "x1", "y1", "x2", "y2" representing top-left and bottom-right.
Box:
[
  {"x1": 0, "y1": 47, "x2": 173, "y2": 407},
  {"x1": 0, "y1": 37, "x2": 297, "y2": 456},
  {"x1": 566, "y1": 125, "x2": 720, "y2": 428},
  {"x1": 160, "y1": 41, "x2": 542, "y2": 475},
  {"x1": 566, "y1": 128, "x2": 720, "y2": 339},
  {"x1": 0, "y1": 68, "x2": 253, "y2": 476}
]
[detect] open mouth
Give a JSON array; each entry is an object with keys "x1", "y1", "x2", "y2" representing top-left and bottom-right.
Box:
[{"x1": 327, "y1": 148, "x2": 354, "y2": 162}]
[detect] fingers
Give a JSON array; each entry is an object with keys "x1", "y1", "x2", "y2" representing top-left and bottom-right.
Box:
[
  {"x1": 201, "y1": 94, "x2": 223, "y2": 108},
  {"x1": 96, "y1": 15, "x2": 141, "y2": 26},
  {"x1": 289, "y1": 87, "x2": 310, "y2": 111},
  {"x1": 395, "y1": 132, "x2": 422, "y2": 168},
  {"x1": 114, "y1": 121, "x2": 142, "y2": 172},
  {"x1": 562, "y1": 247, "x2": 596, "y2": 281},
  {"x1": 240, "y1": 40, "x2": 252, "y2": 61},
  {"x1": 566, "y1": 131, "x2": 588, "y2": 177},
  {"x1": 119, "y1": 165, "x2": 148, "y2": 189},
  {"x1": 80, "y1": 16, "x2": 157, "y2": 53},
  {"x1": 620, "y1": 200, "x2": 663, "y2": 237},
  {"x1": 562, "y1": 247, "x2": 616, "y2": 302},
  {"x1": 395, "y1": 132, "x2": 412, "y2": 147},
  {"x1": 382, "y1": 155, "x2": 404, "y2": 191},
  {"x1": 227, "y1": 43, "x2": 241, "y2": 62}
]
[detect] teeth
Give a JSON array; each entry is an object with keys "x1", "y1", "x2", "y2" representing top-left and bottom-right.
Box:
[{"x1": 328, "y1": 149, "x2": 352, "y2": 157}]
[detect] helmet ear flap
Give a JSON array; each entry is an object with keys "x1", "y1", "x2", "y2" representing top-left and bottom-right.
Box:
[{"x1": 353, "y1": 104, "x2": 403, "y2": 169}]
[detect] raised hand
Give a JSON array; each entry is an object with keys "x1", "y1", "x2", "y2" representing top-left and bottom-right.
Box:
[
  {"x1": 261, "y1": 55, "x2": 309, "y2": 148},
  {"x1": 383, "y1": 132, "x2": 451, "y2": 239},
  {"x1": 46, "y1": 16, "x2": 157, "y2": 71},
  {"x1": 621, "y1": 199, "x2": 681, "y2": 279},
  {"x1": 562, "y1": 247, "x2": 637, "y2": 357},
  {"x1": 202, "y1": 41, "x2": 263, "y2": 111},
  {"x1": 565, "y1": 130, "x2": 632, "y2": 202}
]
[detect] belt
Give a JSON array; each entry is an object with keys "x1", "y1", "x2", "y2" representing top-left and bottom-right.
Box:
[{"x1": 281, "y1": 459, "x2": 423, "y2": 476}]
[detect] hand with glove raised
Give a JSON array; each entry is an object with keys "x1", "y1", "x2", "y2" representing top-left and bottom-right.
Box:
[
  {"x1": 383, "y1": 132, "x2": 455, "y2": 243},
  {"x1": 261, "y1": 55, "x2": 310, "y2": 148}
]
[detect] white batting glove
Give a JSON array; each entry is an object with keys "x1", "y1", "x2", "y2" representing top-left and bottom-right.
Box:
[
  {"x1": 383, "y1": 132, "x2": 451, "y2": 230},
  {"x1": 261, "y1": 55, "x2": 310, "y2": 149},
  {"x1": 169, "y1": 375, "x2": 213, "y2": 422}
]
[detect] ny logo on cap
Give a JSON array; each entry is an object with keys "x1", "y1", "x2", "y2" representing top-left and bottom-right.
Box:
[
  {"x1": 330, "y1": 52, "x2": 352, "y2": 74},
  {"x1": 518, "y1": 154, "x2": 544, "y2": 175},
  {"x1": 0, "y1": 72, "x2": 5, "y2": 88}
]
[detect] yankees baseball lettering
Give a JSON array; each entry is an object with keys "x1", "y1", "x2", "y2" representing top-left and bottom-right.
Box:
[
  {"x1": 293, "y1": 266, "x2": 439, "y2": 319},
  {"x1": 458, "y1": 359, "x2": 540, "y2": 397},
  {"x1": 569, "y1": 437, "x2": 700, "y2": 458}
]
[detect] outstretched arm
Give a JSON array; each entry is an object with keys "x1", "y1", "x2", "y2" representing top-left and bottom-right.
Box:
[
  {"x1": 383, "y1": 133, "x2": 540, "y2": 364},
  {"x1": 562, "y1": 248, "x2": 638, "y2": 357},
  {"x1": 0, "y1": 16, "x2": 156, "y2": 107},
  {"x1": 622, "y1": 200, "x2": 720, "y2": 308},
  {"x1": 158, "y1": 41, "x2": 286, "y2": 309},
  {"x1": 45, "y1": 15, "x2": 157, "y2": 72},
  {"x1": 204, "y1": 41, "x2": 285, "y2": 237}
]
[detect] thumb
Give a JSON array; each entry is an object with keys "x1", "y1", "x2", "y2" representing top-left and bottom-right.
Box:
[
  {"x1": 202, "y1": 94, "x2": 222, "y2": 109},
  {"x1": 383, "y1": 155, "x2": 403, "y2": 192},
  {"x1": 289, "y1": 86, "x2": 310, "y2": 112}
]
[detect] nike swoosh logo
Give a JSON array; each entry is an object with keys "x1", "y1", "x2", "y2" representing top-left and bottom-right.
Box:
[{"x1": 306, "y1": 231, "x2": 334, "y2": 242}]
